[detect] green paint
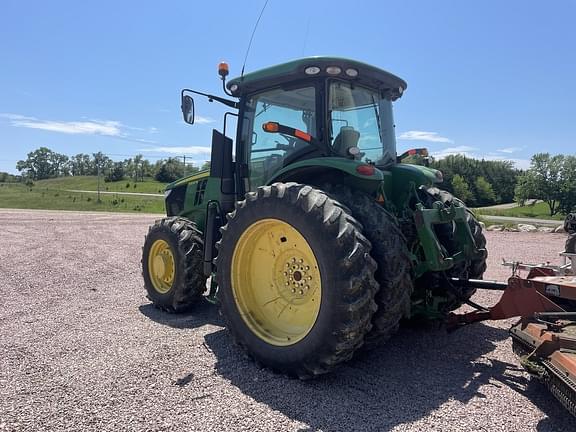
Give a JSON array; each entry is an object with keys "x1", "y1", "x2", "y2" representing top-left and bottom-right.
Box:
[
  {"x1": 166, "y1": 170, "x2": 210, "y2": 190},
  {"x1": 387, "y1": 163, "x2": 442, "y2": 209},
  {"x1": 412, "y1": 202, "x2": 480, "y2": 277},
  {"x1": 269, "y1": 157, "x2": 384, "y2": 194},
  {"x1": 174, "y1": 176, "x2": 220, "y2": 232},
  {"x1": 227, "y1": 56, "x2": 407, "y2": 97}
]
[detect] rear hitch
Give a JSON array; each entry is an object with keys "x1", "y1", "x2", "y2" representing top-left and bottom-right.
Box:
[
  {"x1": 445, "y1": 276, "x2": 565, "y2": 331},
  {"x1": 413, "y1": 202, "x2": 485, "y2": 276}
]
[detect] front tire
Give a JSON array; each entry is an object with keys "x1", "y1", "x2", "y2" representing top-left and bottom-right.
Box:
[
  {"x1": 142, "y1": 217, "x2": 207, "y2": 312},
  {"x1": 215, "y1": 183, "x2": 378, "y2": 378}
]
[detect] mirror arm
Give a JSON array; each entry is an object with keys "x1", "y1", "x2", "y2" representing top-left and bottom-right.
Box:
[{"x1": 181, "y1": 88, "x2": 238, "y2": 109}]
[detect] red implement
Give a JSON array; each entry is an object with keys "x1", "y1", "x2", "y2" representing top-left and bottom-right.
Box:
[{"x1": 447, "y1": 255, "x2": 576, "y2": 417}]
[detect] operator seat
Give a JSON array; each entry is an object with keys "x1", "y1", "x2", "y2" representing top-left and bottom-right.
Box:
[{"x1": 333, "y1": 126, "x2": 360, "y2": 158}]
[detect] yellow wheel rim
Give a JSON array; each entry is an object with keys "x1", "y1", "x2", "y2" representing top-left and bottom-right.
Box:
[
  {"x1": 148, "y1": 239, "x2": 176, "y2": 294},
  {"x1": 231, "y1": 218, "x2": 321, "y2": 346}
]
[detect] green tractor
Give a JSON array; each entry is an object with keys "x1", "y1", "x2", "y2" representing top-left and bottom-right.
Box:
[{"x1": 142, "y1": 57, "x2": 487, "y2": 378}]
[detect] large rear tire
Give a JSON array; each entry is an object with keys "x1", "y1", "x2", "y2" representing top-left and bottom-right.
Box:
[
  {"x1": 321, "y1": 184, "x2": 413, "y2": 346},
  {"x1": 418, "y1": 187, "x2": 487, "y2": 312},
  {"x1": 566, "y1": 234, "x2": 576, "y2": 254},
  {"x1": 142, "y1": 217, "x2": 207, "y2": 312},
  {"x1": 215, "y1": 183, "x2": 378, "y2": 378}
]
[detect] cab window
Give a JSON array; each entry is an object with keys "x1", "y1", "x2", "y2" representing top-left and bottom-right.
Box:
[{"x1": 242, "y1": 86, "x2": 316, "y2": 190}]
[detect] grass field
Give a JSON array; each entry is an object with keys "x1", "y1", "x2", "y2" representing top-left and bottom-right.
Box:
[
  {"x1": 0, "y1": 183, "x2": 165, "y2": 213},
  {"x1": 476, "y1": 201, "x2": 565, "y2": 220},
  {"x1": 35, "y1": 176, "x2": 168, "y2": 194}
]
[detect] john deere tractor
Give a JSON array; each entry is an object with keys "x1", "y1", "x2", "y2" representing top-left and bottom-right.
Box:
[{"x1": 142, "y1": 57, "x2": 487, "y2": 378}]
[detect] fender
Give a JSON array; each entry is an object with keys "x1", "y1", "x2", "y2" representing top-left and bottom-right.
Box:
[{"x1": 267, "y1": 157, "x2": 385, "y2": 194}]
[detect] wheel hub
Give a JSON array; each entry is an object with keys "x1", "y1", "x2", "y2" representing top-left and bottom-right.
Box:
[
  {"x1": 148, "y1": 239, "x2": 175, "y2": 294},
  {"x1": 274, "y1": 254, "x2": 316, "y2": 304},
  {"x1": 231, "y1": 218, "x2": 321, "y2": 346}
]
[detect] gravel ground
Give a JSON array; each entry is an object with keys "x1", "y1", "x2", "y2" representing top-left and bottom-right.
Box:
[{"x1": 1, "y1": 209, "x2": 575, "y2": 432}]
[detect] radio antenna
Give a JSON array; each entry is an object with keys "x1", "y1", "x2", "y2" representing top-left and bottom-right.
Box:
[{"x1": 240, "y1": 0, "x2": 270, "y2": 78}]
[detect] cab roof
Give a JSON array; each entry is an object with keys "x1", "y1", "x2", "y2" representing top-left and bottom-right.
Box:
[{"x1": 226, "y1": 56, "x2": 407, "y2": 100}]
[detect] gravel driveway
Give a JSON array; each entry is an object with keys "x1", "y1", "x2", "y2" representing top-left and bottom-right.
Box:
[{"x1": 1, "y1": 209, "x2": 575, "y2": 431}]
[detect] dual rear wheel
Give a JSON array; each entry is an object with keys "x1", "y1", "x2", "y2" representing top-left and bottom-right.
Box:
[
  {"x1": 142, "y1": 182, "x2": 485, "y2": 378},
  {"x1": 215, "y1": 183, "x2": 379, "y2": 378}
]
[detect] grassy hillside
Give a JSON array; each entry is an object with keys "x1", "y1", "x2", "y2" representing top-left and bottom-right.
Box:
[
  {"x1": 0, "y1": 183, "x2": 165, "y2": 213},
  {"x1": 476, "y1": 201, "x2": 565, "y2": 220},
  {"x1": 36, "y1": 176, "x2": 168, "y2": 194}
]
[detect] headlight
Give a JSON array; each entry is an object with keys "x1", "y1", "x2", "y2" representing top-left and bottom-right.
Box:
[{"x1": 326, "y1": 66, "x2": 342, "y2": 75}]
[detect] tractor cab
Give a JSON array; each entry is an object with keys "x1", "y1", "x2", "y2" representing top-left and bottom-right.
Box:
[
  {"x1": 181, "y1": 57, "x2": 408, "y2": 198},
  {"x1": 224, "y1": 58, "x2": 406, "y2": 191}
]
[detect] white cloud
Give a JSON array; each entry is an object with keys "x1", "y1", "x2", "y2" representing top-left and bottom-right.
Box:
[
  {"x1": 497, "y1": 146, "x2": 523, "y2": 154},
  {"x1": 139, "y1": 146, "x2": 211, "y2": 155},
  {"x1": 0, "y1": 113, "x2": 159, "y2": 144},
  {"x1": 1, "y1": 113, "x2": 122, "y2": 136},
  {"x1": 398, "y1": 130, "x2": 453, "y2": 143},
  {"x1": 431, "y1": 145, "x2": 477, "y2": 158},
  {"x1": 194, "y1": 116, "x2": 215, "y2": 124}
]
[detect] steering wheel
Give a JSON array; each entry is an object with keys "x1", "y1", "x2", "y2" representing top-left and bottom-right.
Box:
[{"x1": 275, "y1": 133, "x2": 299, "y2": 151}]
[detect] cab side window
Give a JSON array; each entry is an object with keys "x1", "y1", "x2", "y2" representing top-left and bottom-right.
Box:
[{"x1": 244, "y1": 87, "x2": 316, "y2": 190}]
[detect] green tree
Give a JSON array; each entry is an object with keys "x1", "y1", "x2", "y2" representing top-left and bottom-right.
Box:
[
  {"x1": 70, "y1": 153, "x2": 92, "y2": 176},
  {"x1": 474, "y1": 176, "x2": 497, "y2": 206},
  {"x1": 559, "y1": 155, "x2": 576, "y2": 214},
  {"x1": 91, "y1": 152, "x2": 113, "y2": 175},
  {"x1": 141, "y1": 159, "x2": 153, "y2": 179},
  {"x1": 105, "y1": 162, "x2": 126, "y2": 182},
  {"x1": 201, "y1": 160, "x2": 211, "y2": 171},
  {"x1": 451, "y1": 174, "x2": 472, "y2": 204},
  {"x1": 515, "y1": 153, "x2": 565, "y2": 216},
  {"x1": 0, "y1": 172, "x2": 18, "y2": 182},
  {"x1": 154, "y1": 158, "x2": 185, "y2": 182},
  {"x1": 16, "y1": 147, "x2": 69, "y2": 180},
  {"x1": 514, "y1": 175, "x2": 531, "y2": 206},
  {"x1": 133, "y1": 154, "x2": 143, "y2": 182},
  {"x1": 430, "y1": 154, "x2": 519, "y2": 204}
]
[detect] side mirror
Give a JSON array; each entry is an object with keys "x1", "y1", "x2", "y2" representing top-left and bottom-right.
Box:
[{"x1": 181, "y1": 95, "x2": 195, "y2": 124}]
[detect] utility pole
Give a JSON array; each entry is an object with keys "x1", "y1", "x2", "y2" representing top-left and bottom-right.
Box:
[
  {"x1": 183, "y1": 155, "x2": 186, "y2": 175},
  {"x1": 97, "y1": 163, "x2": 101, "y2": 203}
]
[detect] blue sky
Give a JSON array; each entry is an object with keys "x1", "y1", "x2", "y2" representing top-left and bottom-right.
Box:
[{"x1": 1, "y1": 0, "x2": 575, "y2": 174}]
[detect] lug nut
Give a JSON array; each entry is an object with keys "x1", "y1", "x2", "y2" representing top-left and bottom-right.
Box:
[
  {"x1": 299, "y1": 290, "x2": 304, "y2": 295},
  {"x1": 291, "y1": 288, "x2": 296, "y2": 293}
]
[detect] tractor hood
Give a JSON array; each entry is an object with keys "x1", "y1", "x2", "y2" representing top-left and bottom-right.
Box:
[{"x1": 227, "y1": 57, "x2": 407, "y2": 100}]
